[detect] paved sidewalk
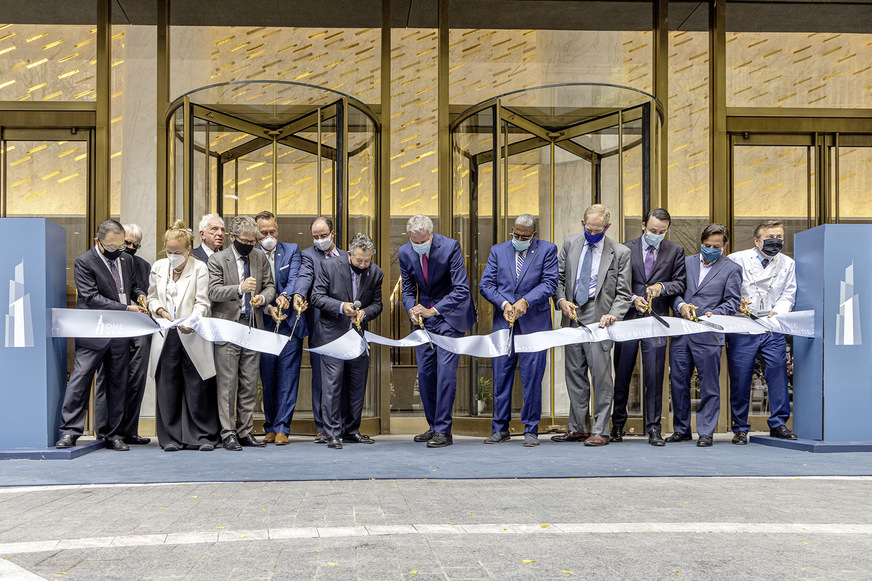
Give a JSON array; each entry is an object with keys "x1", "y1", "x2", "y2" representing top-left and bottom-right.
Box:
[{"x1": 2, "y1": 476, "x2": 872, "y2": 579}]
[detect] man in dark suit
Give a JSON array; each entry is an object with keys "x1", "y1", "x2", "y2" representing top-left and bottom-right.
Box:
[
  {"x1": 95, "y1": 223, "x2": 154, "y2": 446},
  {"x1": 293, "y1": 216, "x2": 347, "y2": 444},
  {"x1": 552, "y1": 204, "x2": 632, "y2": 447},
  {"x1": 668, "y1": 223, "x2": 743, "y2": 447},
  {"x1": 192, "y1": 213, "x2": 225, "y2": 263},
  {"x1": 310, "y1": 233, "x2": 383, "y2": 450},
  {"x1": 479, "y1": 214, "x2": 558, "y2": 447},
  {"x1": 398, "y1": 215, "x2": 476, "y2": 448},
  {"x1": 208, "y1": 215, "x2": 275, "y2": 451},
  {"x1": 611, "y1": 208, "x2": 686, "y2": 446},
  {"x1": 255, "y1": 211, "x2": 303, "y2": 446},
  {"x1": 56, "y1": 219, "x2": 148, "y2": 451}
]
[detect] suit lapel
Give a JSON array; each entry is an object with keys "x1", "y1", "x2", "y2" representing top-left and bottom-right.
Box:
[
  {"x1": 687, "y1": 256, "x2": 700, "y2": 295},
  {"x1": 426, "y1": 236, "x2": 439, "y2": 287},
  {"x1": 343, "y1": 259, "x2": 354, "y2": 301},
  {"x1": 93, "y1": 248, "x2": 122, "y2": 302},
  {"x1": 225, "y1": 250, "x2": 240, "y2": 286},
  {"x1": 595, "y1": 239, "x2": 614, "y2": 295},
  {"x1": 629, "y1": 237, "x2": 645, "y2": 283},
  {"x1": 566, "y1": 237, "x2": 583, "y2": 298}
]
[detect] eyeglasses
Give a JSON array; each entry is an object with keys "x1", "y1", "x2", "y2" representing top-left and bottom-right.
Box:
[
  {"x1": 235, "y1": 237, "x2": 256, "y2": 246},
  {"x1": 125, "y1": 240, "x2": 141, "y2": 250},
  {"x1": 511, "y1": 232, "x2": 534, "y2": 242},
  {"x1": 313, "y1": 232, "x2": 332, "y2": 240},
  {"x1": 101, "y1": 242, "x2": 126, "y2": 252}
]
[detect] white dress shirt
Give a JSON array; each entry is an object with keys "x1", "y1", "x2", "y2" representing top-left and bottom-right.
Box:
[
  {"x1": 575, "y1": 237, "x2": 604, "y2": 300},
  {"x1": 728, "y1": 247, "x2": 797, "y2": 315}
]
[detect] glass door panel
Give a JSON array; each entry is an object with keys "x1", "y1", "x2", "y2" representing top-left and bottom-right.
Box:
[
  {"x1": 833, "y1": 142, "x2": 872, "y2": 224},
  {"x1": 4, "y1": 136, "x2": 90, "y2": 285}
]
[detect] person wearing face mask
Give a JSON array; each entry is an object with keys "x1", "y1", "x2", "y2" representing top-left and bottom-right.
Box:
[
  {"x1": 293, "y1": 216, "x2": 347, "y2": 444},
  {"x1": 611, "y1": 208, "x2": 687, "y2": 447},
  {"x1": 310, "y1": 234, "x2": 384, "y2": 449},
  {"x1": 254, "y1": 211, "x2": 302, "y2": 446},
  {"x1": 668, "y1": 223, "x2": 743, "y2": 447},
  {"x1": 56, "y1": 219, "x2": 149, "y2": 451},
  {"x1": 552, "y1": 204, "x2": 632, "y2": 447},
  {"x1": 479, "y1": 214, "x2": 557, "y2": 447},
  {"x1": 147, "y1": 221, "x2": 219, "y2": 451},
  {"x1": 208, "y1": 215, "x2": 276, "y2": 451},
  {"x1": 398, "y1": 214, "x2": 477, "y2": 448},
  {"x1": 726, "y1": 220, "x2": 797, "y2": 444},
  {"x1": 94, "y1": 223, "x2": 155, "y2": 448}
]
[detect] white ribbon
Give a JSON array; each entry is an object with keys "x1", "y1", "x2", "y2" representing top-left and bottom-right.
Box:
[{"x1": 52, "y1": 308, "x2": 816, "y2": 361}]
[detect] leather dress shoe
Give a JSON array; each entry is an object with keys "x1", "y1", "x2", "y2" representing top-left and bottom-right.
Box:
[
  {"x1": 314, "y1": 432, "x2": 328, "y2": 444},
  {"x1": 123, "y1": 435, "x2": 151, "y2": 445},
  {"x1": 108, "y1": 438, "x2": 129, "y2": 451},
  {"x1": 238, "y1": 434, "x2": 265, "y2": 447},
  {"x1": 223, "y1": 434, "x2": 242, "y2": 451},
  {"x1": 275, "y1": 433, "x2": 289, "y2": 446},
  {"x1": 426, "y1": 433, "x2": 453, "y2": 448},
  {"x1": 647, "y1": 429, "x2": 665, "y2": 446},
  {"x1": 697, "y1": 434, "x2": 713, "y2": 447},
  {"x1": 163, "y1": 444, "x2": 180, "y2": 452},
  {"x1": 770, "y1": 425, "x2": 798, "y2": 440},
  {"x1": 584, "y1": 434, "x2": 609, "y2": 447},
  {"x1": 263, "y1": 432, "x2": 276, "y2": 444},
  {"x1": 665, "y1": 432, "x2": 692, "y2": 443},
  {"x1": 732, "y1": 431, "x2": 748, "y2": 445},
  {"x1": 550, "y1": 431, "x2": 590, "y2": 442},
  {"x1": 198, "y1": 444, "x2": 214, "y2": 451},
  {"x1": 523, "y1": 432, "x2": 540, "y2": 447},
  {"x1": 414, "y1": 430, "x2": 436, "y2": 442},
  {"x1": 55, "y1": 435, "x2": 77, "y2": 449},
  {"x1": 327, "y1": 436, "x2": 343, "y2": 449},
  {"x1": 609, "y1": 427, "x2": 624, "y2": 442},
  {"x1": 483, "y1": 431, "x2": 511, "y2": 444},
  {"x1": 343, "y1": 433, "x2": 374, "y2": 444}
]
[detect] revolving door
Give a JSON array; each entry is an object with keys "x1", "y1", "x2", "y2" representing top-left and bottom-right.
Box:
[
  {"x1": 451, "y1": 83, "x2": 664, "y2": 436},
  {"x1": 165, "y1": 81, "x2": 382, "y2": 434}
]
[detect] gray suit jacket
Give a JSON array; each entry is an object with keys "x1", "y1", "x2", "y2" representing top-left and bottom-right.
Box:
[
  {"x1": 207, "y1": 246, "x2": 275, "y2": 329},
  {"x1": 554, "y1": 234, "x2": 633, "y2": 337}
]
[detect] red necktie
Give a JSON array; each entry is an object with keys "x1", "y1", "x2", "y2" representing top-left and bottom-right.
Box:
[{"x1": 422, "y1": 253, "x2": 429, "y2": 285}]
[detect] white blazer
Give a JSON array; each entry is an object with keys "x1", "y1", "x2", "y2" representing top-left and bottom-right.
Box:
[
  {"x1": 728, "y1": 247, "x2": 796, "y2": 316},
  {"x1": 147, "y1": 256, "x2": 216, "y2": 381}
]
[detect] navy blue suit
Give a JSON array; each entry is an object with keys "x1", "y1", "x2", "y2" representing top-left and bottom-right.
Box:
[
  {"x1": 669, "y1": 254, "x2": 742, "y2": 436},
  {"x1": 480, "y1": 238, "x2": 557, "y2": 435},
  {"x1": 612, "y1": 237, "x2": 686, "y2": 433},
  {"x1": 260, "y1": 241, "x2": 303, "y2": 436},
  {"x1": 399, "y1": 234, "x2": 476, "y2": 435},
  {"x1": 295, "y1": 245, "x2": 347, "y2": 434}
]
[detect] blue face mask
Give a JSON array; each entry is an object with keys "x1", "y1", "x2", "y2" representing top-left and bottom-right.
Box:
[
  {"x1": 512, "y1": 238, "x2": 531, "y2": 252},
  {"x1": 644, "y1": 231, "x2": 665, "y2": 247},
  {"x1": 411, "y1": 240, "x2": 431, "y2": 256},
  {"x1": 700, "y1": 245, "x2": 722, "y2": 263},
  {"x1": 584, "y1": 227, "x2": 606, "y2": 245}
]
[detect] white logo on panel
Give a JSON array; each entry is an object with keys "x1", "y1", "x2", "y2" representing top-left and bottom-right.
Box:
[
  {"x1": 5, "y1": 260, "x2": 34, "y2": 348},
  {"x1": 836, "y1": 262, "x2": 862, "y2": 346}
]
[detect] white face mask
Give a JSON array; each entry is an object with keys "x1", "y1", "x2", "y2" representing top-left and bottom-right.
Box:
[
  {"x1": 260, "y1": 236, "x2": 278, "y2": 251},
  {"x1": 314, "y1": 235, "x2": 333, "y2": 252},
  {"x1": 167, "y1": 253, "x2": 186, "y2": 269}
]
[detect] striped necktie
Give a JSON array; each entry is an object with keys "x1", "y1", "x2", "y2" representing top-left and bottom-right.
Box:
[{"x1": 516, "y1": 250, "x2": 525, "y2": 279}]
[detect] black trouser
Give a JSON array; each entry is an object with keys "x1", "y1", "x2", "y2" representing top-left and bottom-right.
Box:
[{"x1": 96, "y1": 334, "x2": 151, "y2": 438}]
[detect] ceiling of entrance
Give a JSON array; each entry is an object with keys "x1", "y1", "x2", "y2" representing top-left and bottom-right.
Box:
[{"x1": 1, "y1": 1, "x2": 871, "y2": 33}]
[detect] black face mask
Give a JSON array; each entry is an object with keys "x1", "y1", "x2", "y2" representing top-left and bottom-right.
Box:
[
  {"x1": 100, "y1": 244, "x2": 124, "y2": 261},
  {"x1": 233, "y1": 238, "x2": 255, "y2": 257},
  {"x1": 350, "y1": 263, "x2": 368, "y2": 276},
  {"x1": 761, "y1": 238, "x2": 784, "y2": 257},
  {"x1": 123, "y1": 246, "x2": 137, "y2": 256}
]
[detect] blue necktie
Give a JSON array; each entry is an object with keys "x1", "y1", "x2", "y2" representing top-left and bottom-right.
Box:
[
  {"x1": 241, "y1": 255, "x2": 251, "y2": 318},
  {"x1": 575, "y1": 243, "x2": 594, "y2": 307}
]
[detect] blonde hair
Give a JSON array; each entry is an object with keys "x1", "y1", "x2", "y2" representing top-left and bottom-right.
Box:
[
  {"x1": 583, "y1": 204, "x2": 611, "y2": 225},
  {"x1": 165, "y1": 219, "x2": 194, "y2": 251}
]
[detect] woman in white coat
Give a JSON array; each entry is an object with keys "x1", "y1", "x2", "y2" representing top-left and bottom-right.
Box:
[{"x1": 148, "y1": 221, "x2": 219, "y2": 451}]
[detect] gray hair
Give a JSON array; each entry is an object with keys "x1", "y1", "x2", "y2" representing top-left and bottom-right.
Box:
[
  {"x1": 123, "y1": 223, "x2": 143, "y2": 241},
  {"x1": 348, "y1": 233, "x2": 376, "y2": 255},
  {"x1": 583, "y1": 204, "x2": 611, "y2": 225},
  {"x1": 229, "y1": 215, "x2": 258, "y2": 237},
  {"x1": 96, "y1": 219, "x2": 124, "y2": 241},
  {"x1": 514, "y1": 213, "x2": 537, "y2": 230},
  {"x1": 198, "y1": 213, "x2": 225, "y2": 234},
  {"x1": 406, "y1": 214, "x2": 434, "y2": 236}
]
